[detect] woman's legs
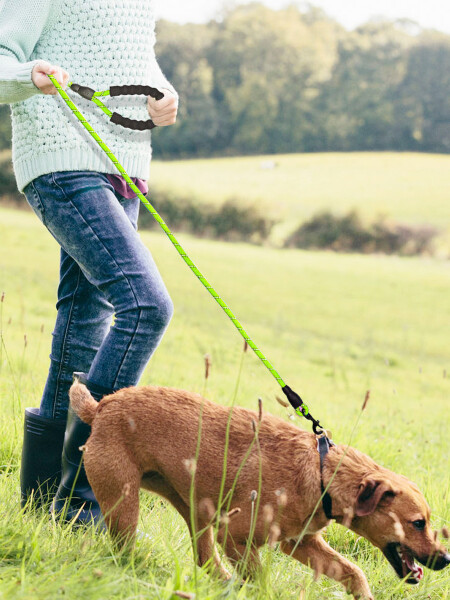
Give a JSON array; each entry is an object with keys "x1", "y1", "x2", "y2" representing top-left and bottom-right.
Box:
[
  {"x1": 25, "y1": 171, "x2": 173, "y2": 414},
  {"x1": 40, "y1": 248, "x2": 114, "y2": 419}
]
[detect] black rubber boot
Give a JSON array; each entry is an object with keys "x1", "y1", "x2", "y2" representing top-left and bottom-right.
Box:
[
  {"x1": 52, "y1": 372, "x2": 113, "y2": 525},
  {"x1": 20, "y1": 408, "x2": 67, "y2": 508}
]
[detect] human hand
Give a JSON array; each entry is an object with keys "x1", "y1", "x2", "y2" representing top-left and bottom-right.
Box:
[
  {"x1": 32, "y1": 61, "x2": 70, "y2": 95},
  {"x1": 147, "y1": 89, "x2": 178, "y2": 126}
]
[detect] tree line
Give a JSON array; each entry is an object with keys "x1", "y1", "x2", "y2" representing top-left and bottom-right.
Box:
[
  {"x1": 152, "y1": 3, "x2": 450, "y2": 157},
  {"x1": 1, "y1": 3, "x2": 449, "y2": 157}
]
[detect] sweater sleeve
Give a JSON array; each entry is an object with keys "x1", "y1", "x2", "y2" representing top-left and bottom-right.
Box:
[
  {"x1": 149, "y1": 46, "x2": 178, "y2": 99},
  {"x1": 0, "y1": 0, "x2": 54, "y2": 104}
]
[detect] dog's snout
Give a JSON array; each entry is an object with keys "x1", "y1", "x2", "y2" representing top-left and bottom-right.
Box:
[
  {"x1": 437, "y1": 552, "x2": 450, "y2": 570},
  {"x1": 425, "y1": 551, "x2": 450, "y2": 571}
]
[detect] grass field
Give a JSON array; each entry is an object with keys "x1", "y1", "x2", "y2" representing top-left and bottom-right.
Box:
[
  {"x1": 0, "y1": 201, "x2": 449, "y2": 599},
  {"x1": 151, "y1": 152, "x2": 450, "y2": 249}
]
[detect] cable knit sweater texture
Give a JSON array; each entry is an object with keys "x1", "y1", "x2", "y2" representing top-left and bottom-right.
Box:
[{"x1": 0, "y1": 0, "x2": 175, "y2": 192}]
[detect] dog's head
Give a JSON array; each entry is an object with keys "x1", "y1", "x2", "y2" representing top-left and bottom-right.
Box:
[{"x1": 347, "y1": 474, "x2": 449, "y2": 584}]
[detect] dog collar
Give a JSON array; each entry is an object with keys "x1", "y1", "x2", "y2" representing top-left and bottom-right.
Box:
[{"x1": 317, "y1": 435, "x2": 336, "y2": 520}]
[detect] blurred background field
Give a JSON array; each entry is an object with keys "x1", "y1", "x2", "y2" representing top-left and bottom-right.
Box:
[
  {"x1": 149, "y1": 152, "x2": 450, "y2": 250},
  {"x1": 151, "y1": 152, "x2": 450, "y2": 226}
]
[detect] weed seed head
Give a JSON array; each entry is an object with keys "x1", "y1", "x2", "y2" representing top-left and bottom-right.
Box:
[
  {"x1": 275, "y1": 488, "x2": 288, "y2": 508},
  {"x1": 220, "y1": 514, "x2": 230, "y2": 526},
  {"x1": 263, "y1": 503, "x2": 274, "y2": 524},
  {"x1": 442, "y1": 526, "x2": 449, "y2": 539},
  {"x1": 204, "y1": 354, "x2": 212, "y2": 380},
  {"x1": 268, "y1": 523, "x2": 280, "y2": 548},
  {"x1": 250, "y1": 490, "x2": 258, "y2": 502},
  {"x1": 199, "y1": 497, "x2": 215, "y2": 520},
  {"x1": 183, "y1": 458, "x2": 197, "y2": 476},
  {"x1": 362, "y1": 390, "x2": 370, "y2": 412},
  {"x1": 220, "y1": 507, "x2": 241, "y2": 527},
  {"x1": 276, "y1": 395, "x2": 289, "y2": 408},
  {"x1": 227, "y1": 507, "x2": 241, "y2": 520}
]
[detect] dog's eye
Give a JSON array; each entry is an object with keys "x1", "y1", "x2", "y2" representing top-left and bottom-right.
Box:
[{"x1": 412, "y1": 519, "x2": 426, "y2": 531}]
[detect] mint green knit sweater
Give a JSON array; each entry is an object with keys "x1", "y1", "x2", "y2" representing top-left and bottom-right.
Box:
[{"x1": 0, "y1": 0, "x2": 176, "y2": 192}]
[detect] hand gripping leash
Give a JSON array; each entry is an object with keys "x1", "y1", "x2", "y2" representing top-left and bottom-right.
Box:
[{"x1": 48, "y1": 75, "x2": 325, "y2": 435}]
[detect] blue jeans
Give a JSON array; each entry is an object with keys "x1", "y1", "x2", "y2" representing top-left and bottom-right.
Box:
[{"x1": 24, "y1": 171, "x2": 173, "y2": 420}]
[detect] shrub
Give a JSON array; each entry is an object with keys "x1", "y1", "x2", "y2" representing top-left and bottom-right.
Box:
[
  {"x1": 285, "y1": 210, "x2": 438, "y2": 256},
  {"x1": 139, "y1": 188, "x2": 273, "y2": 244}
]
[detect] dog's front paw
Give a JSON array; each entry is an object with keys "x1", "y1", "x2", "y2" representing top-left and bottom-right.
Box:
[
  {"x1": 345, "y1": 569, "x2": 373, "y2": 600},
  {"x1": 350, "y1": 581, "x2": 373, "y2": 600}
]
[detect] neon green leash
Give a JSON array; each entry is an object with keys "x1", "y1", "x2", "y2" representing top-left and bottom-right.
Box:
[{"x1": 47, "y1": 74, "x2": 324, "y2": 435}]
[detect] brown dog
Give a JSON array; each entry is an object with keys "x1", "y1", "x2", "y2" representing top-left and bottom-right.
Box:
[{"x1": 70, "y1": 381, "x2": 449, "y2": 599}]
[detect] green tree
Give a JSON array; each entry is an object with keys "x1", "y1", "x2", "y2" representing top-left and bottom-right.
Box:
[{"x1": 396, "y1": 36, "x2": 450, "y2": 152}]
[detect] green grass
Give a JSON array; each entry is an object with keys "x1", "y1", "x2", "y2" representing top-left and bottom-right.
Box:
[
  {"x1": 151, "y1": 152, "x2": 450, "y2": 248},
  {"x1": 0, "y1": 205, "x2": 449, "y2": 599}
]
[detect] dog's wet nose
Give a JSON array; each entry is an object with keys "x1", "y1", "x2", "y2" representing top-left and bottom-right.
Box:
[{"x1": 432, "y1": 552, "x2": 450, "y2": 571}]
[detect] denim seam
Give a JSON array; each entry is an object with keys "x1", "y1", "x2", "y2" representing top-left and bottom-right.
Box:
[
  {"x1": 30, "y1": 180, "x2": 46, "y2": 225},
  {"x1": 113, "y1": 308, "x2": 142, "y2": 389},
  {"x1": 53, "y1": 267, "x2": 82, "y2": 419}
]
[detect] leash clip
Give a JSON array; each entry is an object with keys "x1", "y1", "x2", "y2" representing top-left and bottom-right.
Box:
[{"x1": 282, "y1": 385, "x2": 325, "y2": 435}]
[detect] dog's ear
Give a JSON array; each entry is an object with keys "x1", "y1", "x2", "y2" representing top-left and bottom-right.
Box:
[{"x1": 355, "y1": 479, "x2": 397, "y2": 517}]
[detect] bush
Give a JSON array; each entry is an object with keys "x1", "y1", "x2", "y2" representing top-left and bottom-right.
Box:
[
  {"x1": 139, "y1": 188, "x2": 273, "y2": 244},
  {"x1": 285, "y1": 210, "x2": 438, "y2": 256}
]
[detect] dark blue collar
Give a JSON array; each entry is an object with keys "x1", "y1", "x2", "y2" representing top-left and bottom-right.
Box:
[{"x1": 317, "y1": 435, "x2": 336, "y2": 520}]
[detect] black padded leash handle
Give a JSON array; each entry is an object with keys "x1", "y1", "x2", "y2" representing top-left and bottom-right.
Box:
[
  {"x1": 109, "y1": 85, "x2": 165, "y2": 131},
  {"x1": 110, "y1": 85, "x2": 165, "y2": 101},
  {"x1": 70, "y1": 83, "x2": 165, "y2": 130},
  {"x1": 110, "y1": 112, "x2": 156, "y2": 131}
]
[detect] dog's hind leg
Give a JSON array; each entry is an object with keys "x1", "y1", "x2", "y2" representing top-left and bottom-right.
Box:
[
  {"x1": 84, "y1": 447, "x2": 140, "y2": 549},
  {"x1": 280, "y1": 535, "x2": 373, "y2": 600},
  {"x1": 142, "y1": 474, "x2": 231, "y2": 579}
]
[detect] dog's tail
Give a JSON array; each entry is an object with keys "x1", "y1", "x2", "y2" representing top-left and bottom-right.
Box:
[{"x1": 69, "y1": 381, "x2": 98, "y2": 426}]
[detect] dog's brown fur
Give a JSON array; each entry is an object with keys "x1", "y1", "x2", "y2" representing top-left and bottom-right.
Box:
[{"x1": 70, "y1": 382, "x2": 449, "y2": 599}]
